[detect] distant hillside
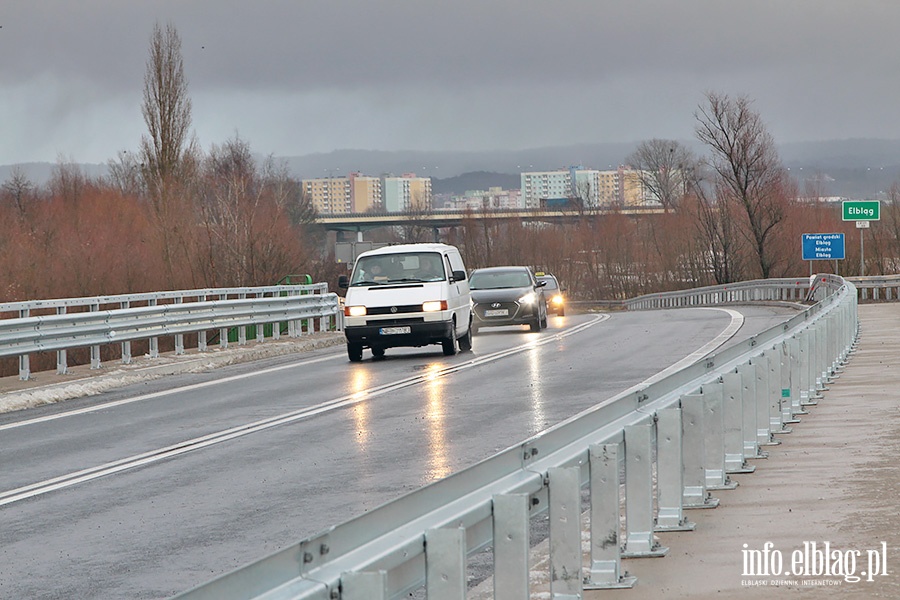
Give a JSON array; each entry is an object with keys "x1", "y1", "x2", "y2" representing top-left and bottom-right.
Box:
[
  {"x1": 0, "y1": 162, "x2": 108, "y2": 186},
  {"x1": 4, "y1": 139, "x2": 900, "y2": 198},
  {"x1": 431, "y1": 171, "x2": 520, "y2": 195}
]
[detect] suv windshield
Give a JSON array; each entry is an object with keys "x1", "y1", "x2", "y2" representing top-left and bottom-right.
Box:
[{"x1": 350, "y1": 252, "x2": 445, "y2": 286}]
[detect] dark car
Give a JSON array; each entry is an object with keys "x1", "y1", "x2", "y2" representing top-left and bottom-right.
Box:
[
  {"x1": 536, "y1": 272, "x2": 565, "y2": 316},
  {"x1": 469, "y1": 266, "x2": 548, "y2": 333}
]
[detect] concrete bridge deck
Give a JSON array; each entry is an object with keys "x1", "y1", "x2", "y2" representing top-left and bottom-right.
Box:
[{"x1": 582, "y1": 303, "x2": 900, "y2": 599}]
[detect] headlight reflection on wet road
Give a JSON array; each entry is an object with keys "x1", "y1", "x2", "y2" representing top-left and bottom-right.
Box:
[{"x1": 423, "y1": 362, "x2": 450, "y2": 481}]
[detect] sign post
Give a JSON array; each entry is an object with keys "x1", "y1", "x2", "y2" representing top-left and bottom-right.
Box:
[{"x1": 842, "y1": 200, "x2": 880, "y2": 276}]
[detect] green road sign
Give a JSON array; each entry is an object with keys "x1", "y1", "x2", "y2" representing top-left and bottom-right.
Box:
[{"x1": 842, "y1": 200, "x2": 880, "y2": 221}]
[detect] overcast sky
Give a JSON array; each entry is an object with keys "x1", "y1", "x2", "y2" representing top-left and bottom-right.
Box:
[{"x1": 3, "y1": 1, "x2": 899, "y2": 166}]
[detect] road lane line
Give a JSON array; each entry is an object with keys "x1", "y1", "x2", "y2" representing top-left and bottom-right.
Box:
[
  {"x1": 0, "y1": 353, "x2": 344, "y2": 432},
  {"x1": 0, "y1": 316, "x2": 608, "y2": 505}
]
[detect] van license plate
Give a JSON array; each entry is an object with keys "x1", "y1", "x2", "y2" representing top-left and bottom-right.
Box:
[
  {"x1": 380, "y1": 326, "x2": 411, "y2": 335},
  {"x1": 484, "y1": 309, "x2": 508, "y2": 317}
]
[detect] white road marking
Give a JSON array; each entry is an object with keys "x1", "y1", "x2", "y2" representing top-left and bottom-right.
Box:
[{"x1": 0, "y1": 316, "x2": 608, "y2": 506}]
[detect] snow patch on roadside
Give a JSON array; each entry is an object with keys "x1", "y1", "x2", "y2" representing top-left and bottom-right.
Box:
[{"x1": 0, "y1": 333, "x2": 345, "y2": 415}]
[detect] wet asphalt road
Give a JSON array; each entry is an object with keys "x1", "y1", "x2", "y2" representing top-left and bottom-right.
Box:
[{"x1": 0, "y1": 306, "x2": 796, "y2": 599}]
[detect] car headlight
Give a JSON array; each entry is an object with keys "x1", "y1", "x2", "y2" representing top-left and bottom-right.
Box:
[
  {"x1": 518, "y1": 292, "x2": 536, "y2": 305},
  {"x1": 551, "y1": 294, "x2": 564, "y2": 305},
  {"x1": 422, "y1": 300, "x2": 447, "y2": 312},
  {"x1": 345, "y1": 305, "x2": 367, "y2": 317}
]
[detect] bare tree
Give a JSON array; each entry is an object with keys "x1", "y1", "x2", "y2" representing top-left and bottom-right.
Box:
[
  {"x1": 106, "y1": 150, "x2": 145, "y2": 198},
  {"x1": 695, "y1": 92, "x2": 788, "y2": 278},
  {"x1": 49, "y1": 157, "x2": 87, "y2": 205},
  {"x1": 688, "y1": 181, "x2": 744, "y2": 284},
  {"x1": 1, "y1": 167, "x2": 36, "y2": 219},
  {"x1": 139, "y1": 21, "x2": 197, "y2": 285},
  {"x1": 625, "y1": 139, "x2": 697, "y2": 212},
  {"x1": 140, "y1": 22, "x2": 193, "y2": 186}
]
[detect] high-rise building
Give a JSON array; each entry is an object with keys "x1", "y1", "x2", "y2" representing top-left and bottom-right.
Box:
[
  {"x1": 302, "y1": 176, "x2": 351, "y2": 213},
  {"x1": 618, "y1": 167, "x2": 650, "y2": 206},
  {"x1": 382, "y1": 173, "x2": 432, "y2": 212},
  {"x1": 520, "y1": 170, "x2": 571, "y2": 208},
  {"x1": 520, "y1": 167, "x2": 651, "y2": 207},
  {"x1": 349, "y1": 173, "x2": 382, "y2": 212}
]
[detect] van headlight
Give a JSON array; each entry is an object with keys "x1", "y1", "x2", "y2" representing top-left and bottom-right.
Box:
[
  {"x1": 518, "y1": 292, "x2": 536, "y2": 305},
  {"x1": 345, "y1": 305, "x2": 367, "y2": 317},
  {"x1": 551, "y1": 294, "x2": 564, "y2": 305},
  {"x1": 422, "y1": 300, "x2": 448, "y2": 312}
]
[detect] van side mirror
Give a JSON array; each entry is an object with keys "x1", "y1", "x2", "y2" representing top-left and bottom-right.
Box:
[
  {"x1": 338, "y1": 275, "x2": 349, "y2": 289},
  {"x1": 451, "y1": 270, "x2": 467, "y2": 282}
]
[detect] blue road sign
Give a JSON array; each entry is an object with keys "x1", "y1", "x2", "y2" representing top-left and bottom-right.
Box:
[{"x1": 802, "y1": 233, "x2": 845, "y2": 261}]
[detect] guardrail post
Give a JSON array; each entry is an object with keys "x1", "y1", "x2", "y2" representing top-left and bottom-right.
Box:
[
  {"x1": 755, "y1": 353, "x2": 778, "y2": 446},
  {"x1": 90, "y1": 302, "x2": 102, "y2": 369},
  {"x1": 682, "y1": 392, "x2": 720, "y2": 509},
  {"x1": 319, "y1": 290, "x2": 329, "y2": 333},
  {"x1": 622, "y1": 423, "x2": 668, "y2": 558},
  {"x1": 197, "y1": 295, "x2": 208, "y2": 351},
  {"x1": 493, "y1": 493, "x2": 530, "y2": 599},
  {"x1": 255, "y1": 293, "x2": 266, "y2": 344},
  {"x1": 768, "y1": 345, "x2": 791, "y2": 435},
  {"x1": 548, "y1": 466, "x2": 584, "y2": 598},
  {"x1": 238, "y1": 293, "x2": 248, "y2": 345},
  {"x1": 288, "y1": 294, "x2": 300, "y2": 337},
  {"x1": 786, "y1": 335, "x2": 806, "y2": 417},
  {"x1": 148, "y1": 298, "x2": 159, "y2": 358},
  {"x1": 342, "y1": 570, "x2": 387, "y2": 600},
  {"x1": 425, "y1": 527, "x2": 466, "y2": 600},
  {"x1": 219, "y1": 294, "x2": 228, "y2": 349},
  {"x1": 174, "y1": 297, "x2": 185, "y2": 355},
  {"x1": 702, "y1": 381, "x2": 737, "y2": 490},
  {"x1": 56, "y1": 306, "x2": 68, "y2": 374},
  {"x1": 812, "y1": 322, "x2": 827, "y2": 396},
  {"x1": 798, "y1": 328, "x2": 815, "y2": 407},
  {"x1": 18, "y1": 308, "x2": 30, "y2": 380},
  {"x1": 830, "y1": 309, "x2": 842, "y2": 377},
  {"x1": 722, "y1": 369, "x2": 754, "y2": 474},
  {"x1": 585, "y1": 443, "x2": 636, "y2": 589},
  {"x1": 655, "y1": 409, "x2": 695, "y2": 532},
  {"x1": 120, "y1": 301, "x2": 132, "y2": 364},
  {"x1": 781, "y1": 339, "x2": 801, "y2": 424},
  {"x1": 738, "y1": 361, "x2": 766, "y2": 459}
]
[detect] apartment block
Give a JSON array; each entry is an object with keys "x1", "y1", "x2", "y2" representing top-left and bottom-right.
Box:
[
  {"x1": 382, "y1": 173, "x2": 432, "y2": 212},
  {"x1": 349, "y1": 172, "x2": 382, "y2": 212},
  {"x1": 302, "y1": 176, "x2": 352, "y2": 214},
  {"x1": 520, "y1": 170, "x2": 571, "y2": 208},
  {"x1": 521, "y1": 166, "x2": 650, "y2": 207}
]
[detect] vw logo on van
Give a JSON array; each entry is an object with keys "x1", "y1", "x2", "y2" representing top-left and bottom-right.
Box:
[{"x1": 390, "y1": 306, "x2": 398, "y2": 313}]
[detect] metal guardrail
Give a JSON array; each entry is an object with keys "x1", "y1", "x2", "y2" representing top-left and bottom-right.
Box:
[
  {"x1": 0, "y1": 284, "x2": 340, "y2": 381},
  {"x1": 848, "y1": 274, "x2": 900, "y2": 301},
  {"x1": 623, "y1": 276, "x2": 816, "y2": 310},
  {"x1": 175, "y1": 275, "x2": 858, "y2": 599}
]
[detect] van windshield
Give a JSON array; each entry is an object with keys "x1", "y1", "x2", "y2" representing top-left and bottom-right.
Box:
[{"x1": 350, "y1": 252, "x2": 446, "y2": 286}]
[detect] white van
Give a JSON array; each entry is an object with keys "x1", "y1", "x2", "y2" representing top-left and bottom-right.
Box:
[{"x1": 338, "y1": 243, "x2": 473, "y2": 362}]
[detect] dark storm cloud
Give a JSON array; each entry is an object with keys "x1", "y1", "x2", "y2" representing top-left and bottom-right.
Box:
[{"x1": 3, "y1": 1, "x2": 900, "y2": 164}]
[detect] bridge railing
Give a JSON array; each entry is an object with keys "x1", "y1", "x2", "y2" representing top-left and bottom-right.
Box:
[
  {"x1": 848, "y1": 273, "x2": 900, "y2": 301},
  {"x1": 623, "y1": 276, "x2": 817, "y2": 310},
  {"x1": 174, "y1": 276, "x2": 858, "y2": 599},
  {"x1": 0, "y1": 284, "x2": 340, "y2": 381}
]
